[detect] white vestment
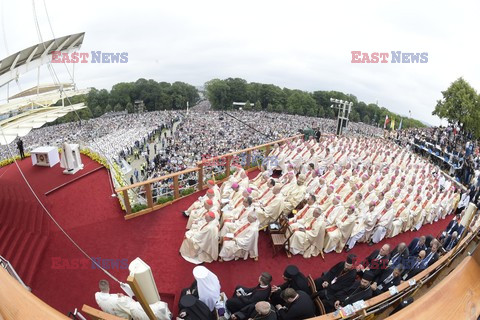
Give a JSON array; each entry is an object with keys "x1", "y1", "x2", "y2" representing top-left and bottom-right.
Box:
[{"x1": 219, "y1": 220, "x2": 259, "y2": 261}]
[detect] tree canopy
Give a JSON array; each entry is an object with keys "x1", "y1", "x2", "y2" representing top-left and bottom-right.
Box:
[
  {"x1": 51, "y1": 78, "x2": 199, "y2": 124},
  {"x1": 205, "y1": 78, "x2": 425, "y2": 129},
  {"x1": 433, "y1": 77, "x2": 480, "y2": 137}
]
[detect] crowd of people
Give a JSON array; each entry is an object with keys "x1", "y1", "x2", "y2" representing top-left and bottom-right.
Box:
[
  {"x1": 96, "y1": 206, "x2": 480, "y2": 320},
  {"x1": 179, "y1": 134, "x2": 465, "y2": 265},
  {"x1": 396, "y1": 124, "x2": 480, "y2": 188},
  {"x1": 88, "y1": 113, "x2": 480, "y2": 319},
  {"x1": 1, "y1": 111, "x2": 179, "y2": 166},
  {"x1": 2, "y1": 101, "x2": 386, "y2": 203},
  {"x1": 128, "y1": 102, "x2": 383, "y2": 200}
]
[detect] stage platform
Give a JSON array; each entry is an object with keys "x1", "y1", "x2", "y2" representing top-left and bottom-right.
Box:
[{"x1": 0, "y1": 156, "x2": 452, "y2": 316}]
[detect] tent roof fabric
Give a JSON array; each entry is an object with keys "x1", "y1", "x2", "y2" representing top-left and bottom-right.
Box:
[
  {"x1": 0, "y1": 103, "x2": 86, "y2": 145},
  {"x1": 0, "y1": 87, "x2": 90, "y2": 116},
  {"x1": 0, "y1": 32, "x2": 85, "y2": 85}
]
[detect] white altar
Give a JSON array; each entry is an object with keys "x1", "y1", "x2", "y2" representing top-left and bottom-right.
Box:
[{"x1": 31, "y1": 146, "x2": 60, "y2": 167}]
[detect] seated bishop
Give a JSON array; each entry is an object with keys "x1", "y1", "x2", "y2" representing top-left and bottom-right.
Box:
[
  {"x1": 219, "y1": 211, "x2": 260, "y2": 261},
  {"x1": 180, "y1": 211, "x2": 219, "y2": 264},
  {"x1": 183, "y1": 187, "x2": 217, "y2": 217},
  {"x1": 323, "y1": 206, "x2": 356, "y2": 253},
  {"x1": 186, "y1": 198, "x2": 218, "y2": 229},
  {"x1": 257, "y1": 185, "x2": 285, "y2": 228},
  {"x1": 289, "y1": 208, "x2": 326, "y2": 258}
]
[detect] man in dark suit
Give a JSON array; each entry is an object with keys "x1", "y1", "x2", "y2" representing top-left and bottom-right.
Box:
[
  {"x1": 425, "y1": 235, "x2": 434, "y2": 248},
  {"x1": 231, "y1": 301, "x2": 277, "y2": 320},
  {"x1": 402, "y1": 250, "x2": 427, "y2": 281},
  {"x1": 357, "y1": 244, "x2": 391, "y2": 277},
  {"x1": 315, "y1": 127, "x2": 322, "y2": 142},
  {"x1": 371, "y1": 265, "x2": 404, "y2": 296},
  {"x1": 322, "y1": 271, "x2": 375, "y2": 313},
  {"x1": 441, "y1": 214, "x2": 462, "y2": 241},
  {"x1": 312, "y1": 254, "x2": 357, "y2": 301},
  {"x1": 276, "y1": 288, "x2": 315, "y2": 320},
  {"x1": 408, "y1": 236, "x2": 427, "y2": 257},
  {"x1": 388, "y1": 242, "x2": 409, "y2": 268},
  {"x1": 227, "y1": 272, "x2": 272, "y2": 314},
  {"x1": 16, "y1": 138, "x2": 25, "y2": 159},
  {"x1": 420, "y1": 239, "x2": 440, "y2": 269},
  {"x1": 442, "y1": 231, "x2": 459, "y2": 252},
  {"x1": 271, "y1": 265, "x2": 309, "y2": 306}
]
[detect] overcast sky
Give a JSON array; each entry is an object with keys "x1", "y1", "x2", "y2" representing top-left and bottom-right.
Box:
[{"x1": 1, "y1": 0, "x2": 480, "y2": 125}]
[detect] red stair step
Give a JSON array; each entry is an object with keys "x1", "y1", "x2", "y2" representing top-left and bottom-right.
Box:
[
  {"x1": 0, "y1": 227, "x2": 17, "y2": 258},
  {"x1": 22, "y1": 235, "x2": 49, "y2": 286},
  {"x1": 15, "y1": 233, "x2": 42, "y2": 279},
  {"x1": 9, "y1": 232, "x2": 33, "y2": 270}
]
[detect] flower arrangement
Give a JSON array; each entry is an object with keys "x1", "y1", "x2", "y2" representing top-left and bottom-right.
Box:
[
  {"x1": 0, "y1": 153, "x2": 31, "y2": 168},
  {"x1": 80, "y1": 149, "x2": 110, "y2": 169}
]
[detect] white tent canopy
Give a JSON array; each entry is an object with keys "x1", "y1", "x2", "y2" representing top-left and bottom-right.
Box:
[
  {"x1": 0, "y1": 32, "x2": 85, "y2": 86},
  {"x1": 0, "y1": 103, "x2": 86, "y2": 145},
  {"x1": 0, "y1": 86, "x2": 90, "y2": 116}
]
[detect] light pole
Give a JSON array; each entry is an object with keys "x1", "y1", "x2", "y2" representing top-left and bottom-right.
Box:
[{"x1": 330, "y1": 98, "x2": 353, "y2": 135}]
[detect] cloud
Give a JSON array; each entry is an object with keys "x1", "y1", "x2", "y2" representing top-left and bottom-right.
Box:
[{"x1": 1, "y1": 0, "x2": 479, "y2": 126}]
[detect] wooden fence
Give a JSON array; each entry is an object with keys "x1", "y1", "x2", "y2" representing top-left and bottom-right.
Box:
[{"x1": 115, "y1": 134, "x2": 304, "y2": 220}]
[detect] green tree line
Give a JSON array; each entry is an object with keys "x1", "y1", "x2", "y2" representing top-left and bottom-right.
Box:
[
  {"x1": 52, "y1": 78, "x2": 199, "y2": 124},
  {"x1": 205, "y1": 78, "x2": 425, "y2": 129}
]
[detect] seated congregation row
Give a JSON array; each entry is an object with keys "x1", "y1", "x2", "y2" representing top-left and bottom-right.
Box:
[
  {"x1": 176, "y1": 215, "x2": 474, "y2": 320},
  {"x1": 179, "y1": 135, "x2": 463, "y2": 264}
]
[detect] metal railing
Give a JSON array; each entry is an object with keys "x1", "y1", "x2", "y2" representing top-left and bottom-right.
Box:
[{"x1": 0, "y1": 255, "x2": 30, "y2": 291}]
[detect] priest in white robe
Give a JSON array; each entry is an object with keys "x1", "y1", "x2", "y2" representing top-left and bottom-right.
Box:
[
  {"x1": 186, "y1": 198, "x2": 218, "y2": 229},
  {"x1": 289, "y1": 194, "x2": 316, "y2": 226},
  {"x1": 219, "y1": 211, "x2": 260, "y2": 261},
  {"x1": 388, "y1": 200, "x2": 411, "y2": 238},
  {"x1": 405, "y1": 197, "x2": 423, "y2": 231},
  {"x1": 95, "y1": 279, "x2": 134, "y2": 319},
  {"x1": 346, "y1": 201, "x2": 377, "y2": 251},
  {"x1": 289, "y1": 208, "x2": 326, "y2": 258},
  {"x1": 183, "y1": 188, "x2": 217, "y2": 217},
  {"x1": 254, "y1": 178, "x2": 275, "y2": 203},
  {"x1": 258, "y1": 185, "x2": 285, "y2": 227},
  {"x1": 323, "y1": 205, "x2": 356, "y2": 253},
  {"x1": 180, "y1": 211, "x2": 219, "y2": 264},
  {"x1": 220, "y1": 197, "x2": 256, "y2": 236},
  {"x1": 370, "y1": 199, "x2": 395, "y2": 244},
  {"x1": 282, "y1": 174, "x2": 307, "y2": 214}
]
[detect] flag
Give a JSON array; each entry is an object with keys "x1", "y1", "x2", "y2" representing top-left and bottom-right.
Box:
[
  {"x1": 390, "y1": 119, "x2": 395, "y2": 130},
  {"x1": 398, "y1": 118, "x2": 403, "y2": 130},
  {"x1": 383, "y1": 115, "x2": 390, "y2": 129}
]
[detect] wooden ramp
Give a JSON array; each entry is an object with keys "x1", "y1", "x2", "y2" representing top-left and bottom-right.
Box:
[{"x1": 387, "y1": 244, "x2": 480, "y2": 320}]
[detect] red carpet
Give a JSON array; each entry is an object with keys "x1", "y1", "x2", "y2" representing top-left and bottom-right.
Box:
[{"x1": 0, "y1": 158, "x2": 451, "y2": 316}]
